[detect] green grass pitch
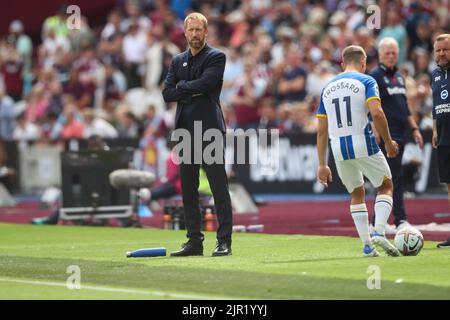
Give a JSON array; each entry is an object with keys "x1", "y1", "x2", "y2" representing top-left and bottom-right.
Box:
[{"x1": 0, "y1": 223, "x2": 449, "y2": 299}]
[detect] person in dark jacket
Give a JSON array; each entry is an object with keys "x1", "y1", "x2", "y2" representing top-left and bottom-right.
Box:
[
  {"x1": 369, "y1": 37, "x2": 423, "y2": 230},
  {"x1": 431, "y1": 34, "x2": 450, "y2": 248},
  {"x1": 162, "y1": 12, "x2": 233, "y2": 257}
]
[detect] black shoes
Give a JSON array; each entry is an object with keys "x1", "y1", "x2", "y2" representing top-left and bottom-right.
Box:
[
  {"x1": 212, "y1": 242, "x2": 232, "y2": 256},
  {"x1": 170, "y1": 241, "x2": 232, "y2": 257},
  {"x1": 170, "y1": 241, "x2": 204, "y2": 257},
  {"x1": 437, "y1": 237, "x2": 450, "y2": 249}
]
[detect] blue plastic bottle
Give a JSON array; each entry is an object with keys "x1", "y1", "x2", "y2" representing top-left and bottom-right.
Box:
[{"x1": 126, "y1": 247, "x2": 166, "y2": 257}]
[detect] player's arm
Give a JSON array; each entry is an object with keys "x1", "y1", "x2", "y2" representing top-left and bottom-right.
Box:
[
  {"x1": 367, "y1": 98, "x2": 399, "y2": 158},
  {"x1": 371, "y1": 122, "x2": 380, "y2": 145},
  {"x1": 408, "y1": 115, "x2": 424, "y2": 148},
  {"x1": 316, "y1": 116, "x2": 332, "y2": 187},
  {"x1": 432, "y1": 119, "x2": 438, "y2": 149}
]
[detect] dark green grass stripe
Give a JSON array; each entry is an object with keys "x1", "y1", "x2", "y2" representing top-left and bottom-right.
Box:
[{"x1": 1, "y1": 255, "x2": 449, "y2": 300}]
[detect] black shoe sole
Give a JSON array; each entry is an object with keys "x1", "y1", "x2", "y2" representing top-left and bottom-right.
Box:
[
  {"x1": 170, "y1": 252, "x2": 203, "y2": 257},
  {"x1": 212, "y1": 252, "x2": 232, "y2": 257}
]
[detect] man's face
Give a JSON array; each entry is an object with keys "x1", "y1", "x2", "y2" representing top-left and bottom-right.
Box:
[
  {"x1": 434, "y1": 39, "x2": 450, "y2": 68},
  {"x1": 379, "y1": 44, "x2": 398, "y2": 68},
  {"x1": 184, "y1": 19, "x2": 207, "y2": 50}
]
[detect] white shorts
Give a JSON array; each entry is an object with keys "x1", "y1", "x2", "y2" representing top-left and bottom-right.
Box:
[{"x1": 335, "y1": 151, "x2": 392, "y2": 193}]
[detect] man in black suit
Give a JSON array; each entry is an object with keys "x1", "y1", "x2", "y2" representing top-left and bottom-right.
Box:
[{"x1": 162, "y1": 12, "x2": 233, "y2": 257}]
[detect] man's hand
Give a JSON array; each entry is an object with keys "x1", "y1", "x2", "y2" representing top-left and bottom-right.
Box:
[
  {"x1": 432, "y1": 132, "x2": 438, "y2": 149},
  {"x1": 413, "y1": 129, "x2": 424, "y2": 149},
  {"x1": 317, "y1": 165, "x2": 332, "y2": 187},
  {"x1": 385, "y1": 140, "x2": 399, "y2": 158}
]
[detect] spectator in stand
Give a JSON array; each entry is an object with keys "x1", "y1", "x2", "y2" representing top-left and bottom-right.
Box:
[
  {"x1": 7, "y1": 20, "x2": 33, "y2": 97},
  {"x1": 52, "y1": 48, "x2": 72, "y2": 86},
  {"x1": 410, "y1": 18, "x2": 433, "y2": 54},
  {"x1": 270, "y1": 26, "x2": 299, "y2": 67},
  {"x1": 63, "y1": 66, "x2": 94, "y2": 110},
  {"x1": 41, "y1": 4, "x2": 69, "y2": 41},
  {"x1": 327, "y1": 10, "x2": 352, "y2": 58},
  {"x1": 230, "y1": 57, "x2": 264, "y2": 130},
  {"x1": 46, "y1": 80, "x2": 64, "y2": 115},
  {"x1": 69, "y1": 16, "x2": 95, "y2": 55},
  {"x1": 415, "y1": 73, "x2": 433, "y2": 121},
  {"x1": 377, "y1": 5, "x2": 407, "y2": 65},
  {"x1": 40, "y1": 111, "x2": 59, "y2": 141},
  {"x1": 25, "y1": 84, "x2": 49, "y2": 123},
  {"x1": 145, "y1": 23, "x2": 180, "y2": 92},
  {"x1": 0, "y1": 40, "x2": 23, "y2": 102},
  {"x1": 82, "y1": 108, "x2": 118, "y2": 139},
  {"x1": 277, "y1": 103, "x2": 294, "y2": 133},
  {"x1": 99, "y1": 9, "x2": 124, "y2": 68},
  {"x1": 149, "y1": 0, "x2": 171, "y2": 26},
  {"x1": 289, "y1": 102, "x2": 317, "y2": 134},
  {"x1": 257, "y1": 98, "x2": 280, "y2": 131},
  {"x1": 115, "y1": 106, "x2": 140, "y2": 138},
  {"x1": 121, "y1": 0, "x2": 151, "y2": 34},
  {"x1": 72, "y1": 45, "x2": 101, "y2": 108},
  {"x1": 276, "y1": 49, "x2": 307, "y2": 104},
  {"x1": 306, "y1": 61, "x2": 335, "y2": 99},
  {"x1": 39, "y1": 27, "x2": 70, "y2": 68},
  {"x1": 354, "y1": 26, "x2": 378, "y2": 72},
  {"x1": 412, "y1": 47, "x2": 432, "y2": 76},
  {"x1": 102, "y1": 62, "x2": 127, "y2": 116},
  {"x1": 36, "y1": 65, "x2": 57, "y2": 94},
  {"x1": 13, "y1": 112, "x2": 41, "y2": 142},
  {"x1": 221, "y1": 46, "x2": 244, "y2": 108},
  {"x1": 122, "y1": 21, "x2": 148, "y2": 89},
  {"x1": 60, "y1": 104, "x2": 85, "y2": 140},
  {"x1": 399, "y1": 63, "x2": 420, "y2": 120},
  {"x1": 0, "y1": 89, "x2": 16, "y2": 140},
  {"x1": 142, "y1": 104, "x2": 167, "y2": 138},
  {"x1": 63, "y1": 69, "x2": 85, "y2": 105}
]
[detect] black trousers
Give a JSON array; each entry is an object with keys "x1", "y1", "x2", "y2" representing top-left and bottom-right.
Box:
[
  {"x1": 379, "y1": 141, "x2": 407, "y2": 226},
  {"x1": 178, "y1": 135, "x2": 233, "y2": 244}
]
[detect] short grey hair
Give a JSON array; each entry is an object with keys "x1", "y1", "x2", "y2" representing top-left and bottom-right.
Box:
[{"x1": 378, "y1": 37, "x2": 399, "y2": 54}]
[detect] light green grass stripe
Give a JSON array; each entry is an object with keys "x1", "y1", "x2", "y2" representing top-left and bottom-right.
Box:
[{"x1": 0, "y1": 276, "x2": 236, "y2": 300}]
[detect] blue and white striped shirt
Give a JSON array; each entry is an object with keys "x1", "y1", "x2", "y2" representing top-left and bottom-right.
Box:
[{"x1": 317, "y1": 72, "x2": 381, "y2": 161}]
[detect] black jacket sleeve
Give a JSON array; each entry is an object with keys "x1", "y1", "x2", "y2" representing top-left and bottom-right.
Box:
[
  {"x1": 162, "y1": 58, "x2": 190, "y2": 103},
  {"x1": 176, "y1": 52, "x2": 226, "y2": 94}
]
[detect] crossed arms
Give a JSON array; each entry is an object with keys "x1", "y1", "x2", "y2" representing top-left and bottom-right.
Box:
[{"x1": 162, "y1": 52, "x2": 226, "y2": 103}]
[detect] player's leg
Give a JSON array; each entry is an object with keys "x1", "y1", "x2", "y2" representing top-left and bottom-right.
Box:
[
  {"x1": 380, "y1": 142, "x2": 407, "y2": 227},
  {"x1": 335, "y1": 160, "x2": 378, "y2": 257},
  {"x1": 374, "y1": 178, "x2": 393, "y2": 236},
  {"x1": 360, "y1": 152, "x2": 400, "y2": 256}
]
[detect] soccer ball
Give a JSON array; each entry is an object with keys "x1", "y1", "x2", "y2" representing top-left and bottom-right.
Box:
[{"x1": 394, "y1": 227, "x2": 424, "y2": 256}]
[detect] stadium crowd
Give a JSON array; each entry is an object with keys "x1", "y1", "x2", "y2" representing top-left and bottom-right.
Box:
[{"x1": 0, "y1": 0, "x2": 448, "y2": 177}]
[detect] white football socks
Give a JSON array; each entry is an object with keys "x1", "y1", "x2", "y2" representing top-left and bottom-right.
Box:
[
  {"x1": 351, "y1": 203, "x2": 371, "y2": 246},
  {"x1": 374, "y1": 194, "x2": 393, "y2": 236}
]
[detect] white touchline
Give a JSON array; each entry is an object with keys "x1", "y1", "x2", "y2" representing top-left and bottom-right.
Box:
[{"x1": 0, "y1": 277, "x2": 234, "y2": 300}]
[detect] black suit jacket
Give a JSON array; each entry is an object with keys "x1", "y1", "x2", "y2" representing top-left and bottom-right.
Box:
[{"x1": 162, "y1": 44, "x2": 226, "y2": 133}]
